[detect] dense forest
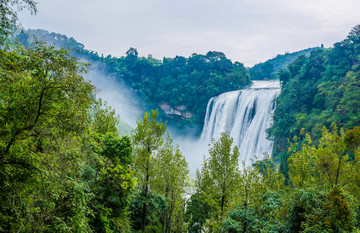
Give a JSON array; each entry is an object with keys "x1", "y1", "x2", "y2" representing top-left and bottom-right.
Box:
[
  {"x1": 269, "y1": 25, "x2": 360, "y2": 176},
  {"x1": 16, "y1": 29, "x2": 250, "y2": 129},
  {"x1": 16, "y1": 29, "x2": 324, "y2": 131},
  {"x1": 1, "y1": 1, "x2": 360, "y2": 232}
]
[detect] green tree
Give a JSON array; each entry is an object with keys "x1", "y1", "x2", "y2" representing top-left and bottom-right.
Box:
[
  {"x1": 152, "y1": 135, "x2": 189, "y2": 232},
  {"x1": 185, "y1": 192, "x2": 211, "y2": 233},
  {"x1": 0, "y1": 3, "x2": 139, "y2": 232},
  {"x1": 284, "y1": 125, "x2": 360, "y2": 232},
  {"x1": 0, "y1": 43, "x2": 137, "y2": 232},
  {"x1": 129, "y1": 191, "x2": 167, "y2": 233},
  {"x1": 132, "y1": 109, "x2": 166, "y2": 232},
  {"x1": 91, "y1": 98, "x2": 119, "y2": 135},
  {"x1": 84, "y1": 96, "x2": 137, "y2": 232},
  {"x1": 0, "y1": 0, "x2": 37, "y2": 41},
  {"x1": 88, "y1": 132, "x2": 135, "y2": 233},
  {"x1": 222, "y1": 158, "x2": 285, "y2": 233},
  {"x1": 131, "y1": 110, "x2": 189, "y2": 232},
  {"x1": 288, "y1": 125, "x2": 360, "y2": 192},
  {"x1": 195, "y1": 132, "x2": 240, "y2": 232},
  {"x1": 269, "y1": 24, "x2": 360, "y2": 177},
  {"x1": 17, "y1": 29, "x2": 252, "y2": 129},
  {"x1": 0, "y1": 42, "x2": 95, "y2": 232}
]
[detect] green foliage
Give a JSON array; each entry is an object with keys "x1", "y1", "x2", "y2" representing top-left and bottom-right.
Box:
[
  {"x1": 0, "y1": 0, "x2": 37, "y2": 42},
  {"x1": 0, "y1": 41, "x2": 136, "y2": 232},
  {"x1": 129, "y1": 191, "x2": 168, "y2": 233},
  {"x1": 3, "y1": 4, "x2": 360, "y2": 232},
  {"x1": 152, "y1": 135, "x2": 189, "y2": 232},
  {"x1": 282, "y1": 185, "x2": 356, "y2": 233},
  {"x1": 217, "y1": 156, "x2": 285, "y2": 233},
  {"x1": 131, "y1": 110, "x2": 189, "y2": 232},
  {"x1": 269, "y1": 25, "x2": 360, "y2": 176},
  {"x1": 89, "y1": 133, "x2": 135, "y2": 233},
  {"x1": 16, "y1": 30, "x2": 251, "y2": 128},
  {"x1": 132, "y1": 110, "x2": 166, "y2": 202},
  {"x1": 193, "y1": 133, "x2": 241, "y2": 231},
  {"x1": 91, "y1": 98, "x2": 119, "y2": 135},
  {"x1": 191, "y1": 134, "x2": 287, "y2": 233},
  {"x1": 186, "y1": 193, "x2": 211, "y2": 233},
  {"x1": 283, "y1": 125, "x2": 360, "y2": 232},
  {"x1": 288, "y1": 126, "x2": 360, "y2": 192},
  {"x1": 220, "y1": 126, "x2": 360, "y2": 233},
  {"x1": 222, "y1": 205, "x2": 260, "y2": 232},
  {"x1": 0, "y1": 42, "x2": 95, "y2": 232},
  {"x1": 324, "y1": 187, "x2": 355, "y2": 232},
  {"x1": 222, "y1": 191, "x2": 285, "y2": 233},
  {"x1": 2, "y1": 38, "x2": 360, "y2": 233}
]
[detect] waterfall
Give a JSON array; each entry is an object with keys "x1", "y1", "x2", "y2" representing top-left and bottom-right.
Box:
[{"x1": 200, "y1": 80, "x2": 281, "y2": 165}]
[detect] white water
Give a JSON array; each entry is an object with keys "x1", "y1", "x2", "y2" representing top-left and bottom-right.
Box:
[{"x1": 200, "y1": 80, "x2": 281, "y2": 165}]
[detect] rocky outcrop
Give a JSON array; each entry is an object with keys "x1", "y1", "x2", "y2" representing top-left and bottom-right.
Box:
[{"x1": 158, "y1": 102, "x2": 192, "y2": 119}]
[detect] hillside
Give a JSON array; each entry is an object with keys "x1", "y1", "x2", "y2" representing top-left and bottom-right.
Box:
[
  {"x1": 16, "y1": 29, "x2": 251, "y2": 131},
  {"x1": 249, "y1": 47, "x2": 321, "y2": 80},
  {"x1": 269, "y1": 25, "x2": 360, "y2": 174}
]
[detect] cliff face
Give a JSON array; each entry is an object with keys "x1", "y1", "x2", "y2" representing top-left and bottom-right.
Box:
[{"x1": 158, "y1": 102, "x2": 192, "y2": 119}]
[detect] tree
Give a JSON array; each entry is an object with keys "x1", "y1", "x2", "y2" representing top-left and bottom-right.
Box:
[
  {"x1": 152, "y1": 135, "x2": 189, "y2": 232},
  {"x1": 284, "y1": 125, "x2": 360, "y2": 232},
  {"x1": 0, "y1": 0, "x2": 37, "y2": 41},
  {"x1": 131, "y1": 110, "x2": 190, "y2": 232},
  {"x1": 126, "y1": 47, "x2": 138, "y2": 57},
  {"x1": 269, "y1": 25, "x2": 360, "y2": 176},
  {"x1": 132, "y1": 109, "x2": 166, "y2": 232},
  {"x1": 0, "y1": 42, "x2": 95, "y2": 232},
  {"x1": 0, "y1": 42, "x2": 139, "y2": 232},
  {"x1": 195, "y1": 132, "x2": 240, "y2": 232},
  {"x1": 0, "y1": 42, "x2": 93, "y2": 164},
  {"x1": 0, "y1": 2, "x2": 140, "y2": 231},
  {"x1": 185, "y1": 192, "x2": 211, "y2": 233},
  {"x1": 288, "y1": 125, "x2": 360, "y2": 192},
  {"x1": 91, "y1": 98, "x2": 119, "y2": 135},
  {"x1": 222, "y1": 158, "x2": 285, "y2": 233},
  {"x1": 89, "y1": 132, "x2": 135, "y2": 233}
]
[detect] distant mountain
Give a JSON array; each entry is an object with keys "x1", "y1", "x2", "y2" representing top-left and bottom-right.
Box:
[
  {"x1": 249, "y1": 47, "x2": 322, "y2": 80},
  {"x1": 15, "y1": 29, "x2": 102, "y2": 61}
]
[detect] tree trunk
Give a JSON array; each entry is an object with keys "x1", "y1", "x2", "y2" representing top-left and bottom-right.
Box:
[{"x1": 141, "y1": 154, "x2": 150, "y2": 232}]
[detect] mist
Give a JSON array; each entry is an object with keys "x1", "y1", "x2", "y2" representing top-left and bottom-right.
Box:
[
  {"x1": 85, "y1": 65, "x2": 145, "y2": 129},
  {"x1": 172, "y1": 133, "x2": 210, "y2": 177},
  {"x1": 83, "y1": 67, "x2": 277, "y2": 177},
  {"x1": 84, "y1": 64, "x2": 207, "y2": 175}
]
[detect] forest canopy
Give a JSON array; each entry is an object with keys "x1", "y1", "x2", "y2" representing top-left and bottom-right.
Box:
[
  {"x1": 16, "y1": 29, "x2": 251, "y2": 129},
  {"x1": 269, "y1": 24, "x2": 360, "y2": 176}
]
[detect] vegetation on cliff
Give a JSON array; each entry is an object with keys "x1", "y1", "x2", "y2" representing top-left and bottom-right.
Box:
[
  {"x1": 269, "y1": 24, "x2": 360, "y2": 176},
  {"x1": 16, "y1": 29, "x2": 251, "y2": 128}
]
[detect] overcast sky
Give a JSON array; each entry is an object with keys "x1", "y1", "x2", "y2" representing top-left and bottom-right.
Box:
[{"x1": 18, "y1": 0, "x2": 360, "y2": 67}]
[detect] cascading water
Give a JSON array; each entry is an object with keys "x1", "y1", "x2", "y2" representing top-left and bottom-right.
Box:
[{"x1": 200, "y1": 80, "x2": 281, "y2": 165}]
